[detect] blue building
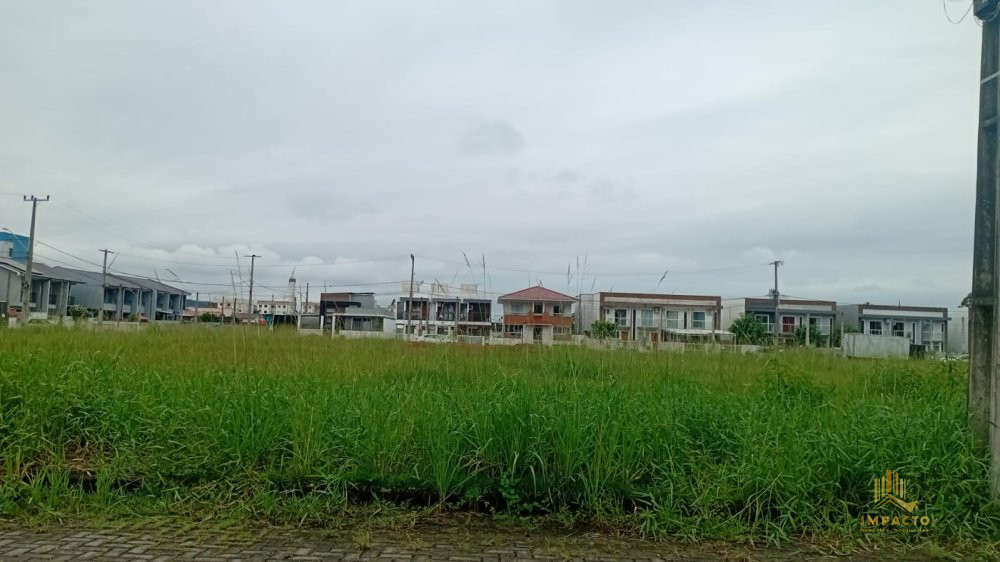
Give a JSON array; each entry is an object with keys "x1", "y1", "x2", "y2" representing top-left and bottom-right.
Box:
[{"x1": 0, "y1": 231, "x2": 29, "y2": 261}]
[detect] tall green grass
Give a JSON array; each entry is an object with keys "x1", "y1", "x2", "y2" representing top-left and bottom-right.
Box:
[{"x1": 0, "y1": 327, "x2": 996, "y2": 543}]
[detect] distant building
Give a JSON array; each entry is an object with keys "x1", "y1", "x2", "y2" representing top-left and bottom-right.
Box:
[
  {"x1": 49, "y1": 267, "x2": 188, "y2": 321},
  {"x1": 498, "y1": 285, "x2": 575, "y2": 344},
  {"x1": 317, "y1": 292, "x2": 394, "y2": 336},
  {"x1": 577, "y1": 292, "x2": 724, "y2": 343},
  {"x1": 396, "y1": 282, "x2": 493, "y2": 337},
  {"x1": 722, "y1": 297, "x2": 837, "y2": 339},
  {"x1": 0, "y1": 232, "x2": 29, "y2": 261},
  {"x1": 0, "y1": 258, "x2": 76, "y2": 321},
  {"x1": 841, "y1": 303, "x2": 950, "y2": 353}
]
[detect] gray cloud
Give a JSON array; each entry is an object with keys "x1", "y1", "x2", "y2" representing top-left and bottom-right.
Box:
[
  {"x1": 460, "y1": 121, "x2": 524, "y2": 155},
  {"x1": 0, "y1": 1, "x2": 981, "y2": 307}
]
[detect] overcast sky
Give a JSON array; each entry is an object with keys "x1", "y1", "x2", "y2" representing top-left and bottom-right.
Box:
[{"x1": 0, "y1": 1, "x2": 984, "y2": 307}]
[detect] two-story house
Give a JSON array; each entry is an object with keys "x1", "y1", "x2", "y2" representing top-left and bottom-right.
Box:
[
  {"x1": 499, "y1": 285, "x2": 575, "y2": 344},
  {"x1": 320, "y1": 292, "x2": 395, "y2": 336},
  {"x1": 841, "y1": 303, "x2": 950, "y2": 353},
  {"x1": 396, "y1": 282, "x2": 492, "y2": 337},
  {"x1": 577, "y1": 292, "x2": 723, "y2": 343},
  {"x1": 0, "y1": 258, "x2": 76, "y2": 322},
  {"x1": 724, "y1": 297, "x2": 838, "y2": 339}
]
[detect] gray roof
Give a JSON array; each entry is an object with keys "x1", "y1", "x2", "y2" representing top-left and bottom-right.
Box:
[
  {"x1": 112, "y1": 274, "x2": 189, "y2": 295},
  {"x1": 0, "y1": 258, "x2": 80, "y2": 283},
  {"x1": 46, "y1": 267, "x2": 188, "y2": 295},
  {"x1": 49, "y1": 267, "x2": 143, "y2": 289}
]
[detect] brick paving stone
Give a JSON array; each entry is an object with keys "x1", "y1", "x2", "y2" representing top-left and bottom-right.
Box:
[{"x1": 0, "y1": 525, "x2": 945, "y2": 561}]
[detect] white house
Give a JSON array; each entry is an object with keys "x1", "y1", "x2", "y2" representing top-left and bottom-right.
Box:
[{"x1": 577, "y1": 291, "x2": 725, "y2": 343}]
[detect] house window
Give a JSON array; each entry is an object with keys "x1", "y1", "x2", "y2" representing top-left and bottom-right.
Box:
[
  {"x1": 641, "y1": 308, "x2": 655, "y2": 327},
  {"x1": 921, "y1": 322, "x2": 932, "y2": 342},
  {"x1": 809, "y1": 317, "x2": 831, "y2": 334},
  {"x1": 869, "y1": 321, "x2": 882, "y2": 335},
  {"x1": 614, "y1": 309, "x2": 627, "y2": 326},
  {"x1": 665, "y1": 310, "x2": 680, "y2": 329},
  {"x1": 782, "y1": 316, "x2": 796, "y2": 334},
  {"x1": 553, "y1": 304, "x2": 563, "y2": 315},
  {"x1": 892, "y1": 322, "x2": 905, "y2": 337},
  {"x1": 692, "y1": 311, "x2": 706, "y2": 329},
  {"x1": 533, "y1": 302, "x2": 544, "y2": 314},
  {"x1": 507, "y1": 303, "x2": 526, "y2": 314},
  {"x1": 505, "y1": 324, "x2": 523, "y2": 336}
]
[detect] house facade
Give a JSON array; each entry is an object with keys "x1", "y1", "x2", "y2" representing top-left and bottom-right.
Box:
[
  {"x1": 725, "y1": 297, "x2": 838, "y2": 339},
  {"x1": 318, "y1": 292, "x2": 393, "y2": 336},
  {"x1": 113, "y1": 275, "x2": 187, "y2": 321},
  {"x1": 0, "y1": 258, "x2": 76, "y2": 321},
  {"x1": 499, "y1": 285, "x2": 575, "y2": 344},
  {"x1": 577, "y1": 292, "x2": 724, "y2": 343},
  {"x1": 53, "y1": 268, "x2": 187, "y2": 321},
  {"x1": 842, "y1": 303, "x2": 950, "y2": 353},
  {"x1": 396, "y1": 282, "x2": 493, "y2": 337}
]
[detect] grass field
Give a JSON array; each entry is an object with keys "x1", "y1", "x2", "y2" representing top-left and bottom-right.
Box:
[{"x1": 0, "y1": 327, "x2": 997, "y2": 545}]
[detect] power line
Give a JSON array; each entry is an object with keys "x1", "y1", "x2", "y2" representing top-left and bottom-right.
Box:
[
  {"x1": 49, "y1": 200, "x2": 236, "y2": 260},
  {"x1": 414, "y1": 254, "x2": 771, "y2": 278}
]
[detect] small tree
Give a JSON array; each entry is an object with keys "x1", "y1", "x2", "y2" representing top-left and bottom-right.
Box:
[
  {"x1": 590, "y1": 320, "x2": 618, "y2": 339},
  {"x1": 67, "y1": 304, "x2": 89, "y2": 320},
  {"x1": 793, "y1": 324, "x2": 825, "y2": 347},
  {"x1": 730, "y1": 313, "x2": 772, "y2": 345},
  {"x1": 199, "y1": 312, "x2": 220, "y2": 323}
]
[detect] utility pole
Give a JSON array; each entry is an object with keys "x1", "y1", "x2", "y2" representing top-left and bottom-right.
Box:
[
  {"x1": 245, "y1": 254, "x2": 260, "y2": 320},
  {"x1": 19, "y1": 195, "x2": 49, "y2": 326},
  {"x1": 970, "y1": 0, "x2": 1000, "y2": 498},
  {"x1": 407, "y1": 254, "x2": 415, "y2": 340},
  {"x1": 769, "y1": 260, "x2": 784, "y2": 339},
  {"x1": 195, "y1": 291, "x2": 200, "y2": 323},
  {"x1": 98, "y1": 249, "x2": 114, "y2": 326}
]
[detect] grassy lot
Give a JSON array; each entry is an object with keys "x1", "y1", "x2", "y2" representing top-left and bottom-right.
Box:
[{"x1": 0, "y1": 327, "x2": 996, "y2": 546}]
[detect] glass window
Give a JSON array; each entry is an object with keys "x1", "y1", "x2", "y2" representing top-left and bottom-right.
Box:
[
  {"x1": 641, "y1": 308, "x2": 655, "y2": 326},
  {"x1": 782, "y1": 316, "x2": 796, "y2": 333},
  {"x1": 892, "y1": 322, "x2": 905, "y2": 337},
  {"x1": 532, "y1": 302, "x2": 543, "y2": 314},
  {"x1": 692, "y1": 311, "x2": 706, "y2": 329},
  {"x1": 869, "y1": 321, "x2": 882, "y2": 335},
  {"x1": 809, "y1": 317, "x2": 831, "y2": 334},
  {"x1": 665, "y1": 310, "x2": 680, "y2": 329},
  {"x1": 553, "y1": 304, "x2": 563, "y2": 315},
  {"x1": 614, "y1": 309, "x2": 627, "y2": 326}
]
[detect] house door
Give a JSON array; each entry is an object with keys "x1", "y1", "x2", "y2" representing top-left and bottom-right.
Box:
[
  {"x1": 650, "y1": 331, "x2": 659, "y2": 344},
  {"x1": 533, "y1": 326, "x2": 543, "y2": 342}
]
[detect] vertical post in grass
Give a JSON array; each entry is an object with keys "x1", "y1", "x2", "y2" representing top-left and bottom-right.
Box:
[
  {"x1": 971, "y1": 1, "x2": 1000, "y2": 497},
  {"x1": 407, "y1": 254, "x2": 415, "y2": 340}
]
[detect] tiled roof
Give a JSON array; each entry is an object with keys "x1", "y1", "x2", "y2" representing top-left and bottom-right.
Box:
[{"x1": 498, "y1": 285, "x2": 576, "y2": 303}]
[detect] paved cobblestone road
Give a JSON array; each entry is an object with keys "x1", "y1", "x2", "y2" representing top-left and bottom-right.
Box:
[{"x1": 0, "y1": 524, "x2": 935, "y2": 561}]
